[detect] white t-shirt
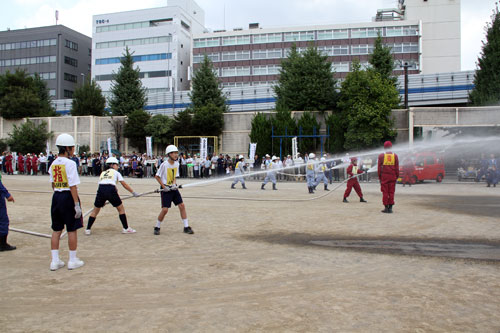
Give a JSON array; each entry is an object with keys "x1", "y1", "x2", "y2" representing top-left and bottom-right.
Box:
[
  {"x1": 50, "y1": 156, "x2": 80, "y2": 192},
  {"x1": 98, "y1": 169, "x2": 124, "y2": 186},
  {"x1": 156, "y1": 160, "x2": 179, "y2": 186}
]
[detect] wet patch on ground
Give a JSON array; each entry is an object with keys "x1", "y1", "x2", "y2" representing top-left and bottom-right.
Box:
[
  {"x1": 412, "y1": 194, "x2": 500, "y2": 218},
  {"x1": 242, "y1": 233, "x2": 500, "y2": 262}
]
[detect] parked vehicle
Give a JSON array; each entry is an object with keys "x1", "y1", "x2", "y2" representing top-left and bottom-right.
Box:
[{"x1": 398, "y1": 152, "x2": 445, "y2": 183}]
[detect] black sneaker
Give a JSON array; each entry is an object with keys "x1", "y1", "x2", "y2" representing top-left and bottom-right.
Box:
[
  {"x1": 184, "y1": 226, "x2": 194, "y2": 234},
  {"x1": 154, "y1": 227, "x2": 160, "y2": 235},
  {"x1": 343, "y1": 198, "x2": 348, "y2": 203}
]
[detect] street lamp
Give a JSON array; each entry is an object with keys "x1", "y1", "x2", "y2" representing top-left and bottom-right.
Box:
[
  {"x1": 80, "y1": 73, "x2": 85, "y2": 85},
  {"x1": 400, "y1": 61, "x2": 411, "y2": 109}
]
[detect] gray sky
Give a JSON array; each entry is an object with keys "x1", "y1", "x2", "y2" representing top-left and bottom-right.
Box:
[{"x1": 2, "y1": 0, "x2": 497, "y2": 71}]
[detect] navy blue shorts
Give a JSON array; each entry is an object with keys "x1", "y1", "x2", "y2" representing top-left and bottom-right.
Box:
[
  {"x1": 94, "y1": 184, "x2": 122, "y2": 208},
  {"x1": 161, "y1": 188, "x2": 183, "y2": 208},
  {"x1": 51, "y1": 191, "x2": 83, "y2": 232}
]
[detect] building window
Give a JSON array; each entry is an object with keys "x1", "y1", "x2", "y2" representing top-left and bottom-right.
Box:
[
  {"x1": 318, "y1": 45, "x2": 349, "y2": 56},
  {"x1": 317, "y1": 29, "x2": 349, "y2": 40},
  {"x1": 181, "y1": 21, "x2": 190, "y2": 31},
  {"x1": 64, "y1": 56, "x2": 78, "y2": 67},
  {"x1": 0, "y1": 55, "x2": 56, "y2": 67},
  {"x1": 386, "y1": 25, "x2": 419, "y2": 37},
  {"x1": 387, "y1": 42, "x2": 418, "y2": 53},
  {"x1": 252, "y1": 49, "x2": 282, "y2": 59},
  {"x1": 253, "y1": 33, "x2": 282, "y2": 43},
  {"x1": 253, "y1": 65, "x2": 280, "y2": 75},
  {"x1": 49, "y1": 89, "x2": 56, "y2": 97},
  {"x1": 332, "y1": 62, "x2": 350, "y2": 73},
  {"x1": 351, "y1": 28, "x2": 380, "y2": 38},
  {"x1": 284, "y1": 31, "x2": 315, "y2": 42},
  {"x1": 96, "y1": 20, "x2": 150, "y2": 33},
  {"x1": 63, "y1": 90, "x2": 74, "y2": 98},
  {"x1": 351, "y1": 44, "x2": 374, "y2": 55},
  {"x1": 0, "y1": 38, "x2": 56, "y2": 51},
  {"x1": 95, "y1": 36, "x2": 172, "y2": 49},
  {"x1": 222, "y1": 51, "x2": 250, "y2": 61},
  {"x1": 193, "y1": 53, "x2": 220, "y2": 63},
  {"x1": 221, "y1": 66, "x2": 250, "y2": 77},
  {"x1": 95, "y1": 53, "x2": 171, "y2": 65},
  {"x1": 65, "y1": 39, "x2": 78, "y2": 51},
  {"x1": 222, "y1": 35, "x2": 250, "y2": 46},
  {"x1": 37, "y1": 72, "x2": 56, "y2": 80},
  {"x1": 194, "y1": 37, "x2": 220, "y2": 48},
  {"x1": 64, "y1": 73, "x2": 78, "y2": 83}
]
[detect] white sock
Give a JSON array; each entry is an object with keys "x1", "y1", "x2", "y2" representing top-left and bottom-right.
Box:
[
  {"x1": 51, "y1": 250, "x2": 59, "y2": 262},
  {"x1": 156, "y1": 220, "x2": 162, "y2": 228},
  {"x1": 182, "y1": 219, "x2": 189, "y2": 228},
  {"x1": 69, "y1": 250, "x2": 77, "y2": 262}
]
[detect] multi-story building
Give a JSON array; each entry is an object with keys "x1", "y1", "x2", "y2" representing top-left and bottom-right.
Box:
[
  {"x1": 92, "y1": 0, "x2": 205, "y2": 96},
  {"x1": 0, "y1": 25, "x2": 92, "y2": 99},
  {"x1": 192, "y1": 0, "x2": 460, "y2": 87}
]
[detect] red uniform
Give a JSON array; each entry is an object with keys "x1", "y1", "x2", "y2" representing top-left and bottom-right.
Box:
[
  {"x1": 5, "y1": 155, "x2": 13, "y2": 174},
  {"x1": 344, "y1": 163, "x2": 364, "y2": 199},
  {"x1": 378, "y1": 151, "x2": 399, "y2": 206},
  {"x1": 26, "y1": 156, "x2": 32, "y2": 174},
  {"x1": 17, "y1": 155, "x2": 24, "y2": 174},
  {"x1": 402, "y1": 160, "x2": 414, "y2": 185},
  {"x1": 32, "y1": 155, "x2": 38, "y2": 175}
]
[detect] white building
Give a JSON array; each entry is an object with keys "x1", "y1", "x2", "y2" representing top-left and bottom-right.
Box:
[{"x1": 92, "y1": 0, "x2": 205, "y2": 96}]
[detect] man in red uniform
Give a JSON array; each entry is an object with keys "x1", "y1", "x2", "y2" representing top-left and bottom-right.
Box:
[
  {"x1": 26, "y1": 154, "x2": 32, "y2": 175},
  {"x1": 378, "y1": 141, "x2": 399, "y2": 213},
  {"x1": 5, "y1": 153, "x2": 13, "y2": 175},
  {"x1": 17, "y1": 154, "x2": 24, "y2": 174},
  {"x1": 343, "y1": 157, "x2": 367, "y2": 203},
  {"x1": 31, "y1": 154, "x2": 38, "y2": 175},
  {"x1": 402, "y1": 157, "x2": 414, "y2": 187}
]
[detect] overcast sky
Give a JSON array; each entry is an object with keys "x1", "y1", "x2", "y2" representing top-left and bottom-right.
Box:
[{"x1": 1, "y1": 0, "x2": 497, "y2": 71}]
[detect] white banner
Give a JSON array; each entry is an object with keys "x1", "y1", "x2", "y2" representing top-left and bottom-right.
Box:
[
  {"x1": 107, "y1": 137, "x2": 112, "y2": 155},
  {"x1": 200, "y1": 137, "x2": 208, "y2": 160},
  {"x1": 46, "y1": 141, "x2": 50, "y2": 156},
  {"x1": 146, "y1": 136, "x2": 153, "y2": 157},
  {"x1": 292, "y1": 137, "x2": 298, "y2": 159},
  {"x1": 249, "y1": 143, "x2": 257, "y2": 161}
]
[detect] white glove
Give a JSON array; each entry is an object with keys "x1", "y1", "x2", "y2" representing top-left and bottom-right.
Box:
[
  {"x1": 132, "y1": 192, "x2": 140, "y2": 197},
  {"x1": 170, "y1": 184, "x2": 179, "y2": 191},
  {"x1": 162, "y1": 186, "x2": 171, "y2": 192},
  {"x1": 74, "y1": 203, "x2": 82, "y2": 219}
]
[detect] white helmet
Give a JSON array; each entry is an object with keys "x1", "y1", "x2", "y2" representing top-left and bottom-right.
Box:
[
  {"x1": 106, "y1": 157, "x2": 119, "y2": 164},
  {"x1": 239, "y1": 155, "x2": 245, "y2": 160},
  {"x1": 309, "y1": 153, "x2": 315, "y2": 159},
  {"x1": 272, "y1": 155, "x2": 278, "y2": 161},
  {"x1": 165, "y1": 145, "x2": 178, "y2": 155},
  {"x1": 265, "y1": 154, "x2": 270, "y2": 158},
  {"x1": 56, "y1": 133, "x2": 75, "y2": 147},
  {"x1": 321, "y1": 157, "x2": 326, "y2": 162}
]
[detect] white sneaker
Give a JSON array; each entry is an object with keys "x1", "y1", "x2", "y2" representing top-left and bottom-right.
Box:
[
  {"x1": 122, "y1": 227, "x2": 136, "y2": 234},
  {"x1": 68, "y1": 259, "x2": 84, "y2": 270},
  {"x1": 50, "y1": 260, "x2": 65, "y2": 271},
  {"x1": 85, "y1": 229, "x2": 91, "y2": 235}
]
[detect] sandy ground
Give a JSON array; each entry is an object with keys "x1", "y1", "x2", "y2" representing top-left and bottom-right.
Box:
[{"x1": 1, "y1": 174, "x2": 499, "y2": 332}]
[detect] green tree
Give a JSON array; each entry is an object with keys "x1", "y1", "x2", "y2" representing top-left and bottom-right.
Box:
[
  {"x1": 0, "y1": 70, "x2": 56, "y2": 119},
  {"x1": 7, "y1": 120, "x2": 52, "y2": 154},
  {"x1": 297, "y1": 111, "x2": 320, "y2": 153},
  {"x1": 324, "y1": 112, "x2": 345, "y2": 153},
  {"x1": 274, "y1": 44, "x2": 338, "y2": 112},
  {"x1": 78, "y1": 145, "x2": 90, "y2": 154},
  {"x1": 338, "y1": 60, "x2": 399, "y2": 150},
  {"x1": 249, "y1": 112, "x2": 272, "y2": 157},
  {"x1": 0, "y1": 139, "x2": 8, "y2": 153},
  {"x1": 271, "y1": 107, "x2": 297, "y2": 156},
  {"x1": 470, "y1": 5, "x2": 500, "y2": 105},
  {"x1": 189, "y1": 55, "x2": 226, "y2": 135},
  {"x1": 192, "y1": 103, "x2": 225, "y2": 136},
  {"x1": 369, "y1": 31, "x2": 397, "y2": 85},
  {"x1": 109, "y1": 47, "x2": 147, "y2": 116},
  {"x1": 123, "y1": 109, "x2": 151, "y2": 151},
  {"x1": 144, "y1": 114, "x2": 173, "y2": 151},
  {"x1": 32, "y1": 73, "x2": 57, "y2": 117},
  {"x1": 171, "y1": 109, "x2": 193, "y2": 137},
  {"x1": 71, "y1": 79, "x2": 107, "y2": 116}
]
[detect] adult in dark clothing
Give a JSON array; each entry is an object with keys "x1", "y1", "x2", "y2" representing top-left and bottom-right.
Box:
[{"x1": 217, "y1": 154, "x2": 225, "y2": 176}]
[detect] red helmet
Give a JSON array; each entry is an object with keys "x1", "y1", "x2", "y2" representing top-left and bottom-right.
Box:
[
  {"x1": 384, "y1": 141, "x2": 392, "y2": 149},
  {"x1": 351, "y1": 157, "x2": 357, "y2": 163}
]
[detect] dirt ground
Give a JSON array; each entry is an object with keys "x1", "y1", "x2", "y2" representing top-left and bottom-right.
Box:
[{"x1": 1, "y1": 175, "x2": 499, "y2": 332}]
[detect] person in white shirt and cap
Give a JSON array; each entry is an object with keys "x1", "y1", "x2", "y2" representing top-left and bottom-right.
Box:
[
  {"x1": 85, "y1": 157, "x2": 139, "y2": 235},
  {"x1": 231, "y1": 155, "x2": 247, "y2": 189},
  {"x1": 261, "y1": 156, "x2": 278, "y2": 190}
]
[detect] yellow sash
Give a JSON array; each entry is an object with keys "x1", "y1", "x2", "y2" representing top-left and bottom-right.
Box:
[
  {"x1": 383, "y1": 153, "x2": 395, "y2": 166},
  {"x1": 100, "y1": 169, "x2": 117, "y2": 184},
  {"x1": 52, "y1": 164, "x2": 69, "y2": 189}
]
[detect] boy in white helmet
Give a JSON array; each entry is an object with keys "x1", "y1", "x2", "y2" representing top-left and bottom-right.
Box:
[
  {"x1": 231, "y1": 155, "x2": 247, "y2": 189},
  {"x1": 261, "y1": 156, "x2": 278, "y2": 190},
  {"x1": 154, "y1": 145, "x2": 193, "y2": 235},
  {"x1": 85, "y1": 157, "x2": 139, "y2": 235},
  {"x1": 49, "y1": 133, "x2": 84, "y2": 271},
  {"x1": 306, "y1": 153, "x2": 316, "y2": 194},
  {"x1": 315, "y1": 157, "x2": 330, "y2": 191}
]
